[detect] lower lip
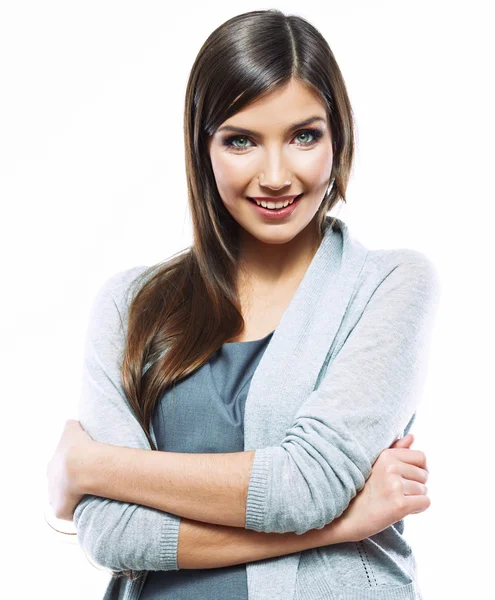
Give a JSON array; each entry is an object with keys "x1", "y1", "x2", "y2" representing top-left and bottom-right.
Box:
[{"x1": 248, "y1": 195, "x2": 303, "y2": 219}]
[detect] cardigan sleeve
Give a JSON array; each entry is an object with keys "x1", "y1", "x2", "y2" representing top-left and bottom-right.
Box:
[
  {"x1": 72, "y1": 266, "x2": 181, "y2": 573},
  {"x1": 245, "y1": 253, "x2": 442, "y2": 535}
]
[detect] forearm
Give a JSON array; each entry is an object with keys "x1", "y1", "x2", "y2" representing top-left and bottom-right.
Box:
[
  {"x1": 79, "y1": 442, "x2": 254, "y2": 528},
  {"x1": 178, "y1": 512, "x2": 349, "y2": 569}
]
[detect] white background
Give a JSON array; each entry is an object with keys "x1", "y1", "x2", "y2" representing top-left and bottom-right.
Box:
[{"x1": 1, "y1": 1, "x2": 493, "y2": 598}]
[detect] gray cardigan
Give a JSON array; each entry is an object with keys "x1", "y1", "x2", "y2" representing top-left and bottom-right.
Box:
[{"x1": 73, "y1": 216, "x2": 441, "y2": 600}]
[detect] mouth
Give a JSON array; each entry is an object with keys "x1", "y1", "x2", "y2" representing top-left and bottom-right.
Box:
[{"x1": 248, "y1": 194, "x2": 303, "y2": 208}]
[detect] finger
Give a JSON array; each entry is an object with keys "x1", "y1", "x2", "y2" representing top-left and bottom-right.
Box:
[
  {"x1": 389, "y1": 448, "x2": 427, "y2": 470},
  {"x1": 404, "y1": 494, "x2": 431, "y2": 515},
  {"x1": 391, "y1": 434, "x2": 413, "y2": 448},
  {"x1": 401, "y1": 478, "x2": 428, "y2": 496},
  {"x1": 388, "y1": 462, "x2": 428, "y2": 484}
]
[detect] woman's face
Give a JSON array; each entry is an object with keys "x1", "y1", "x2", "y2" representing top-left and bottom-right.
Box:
[{"x1": 207, "y1": 78, "x2": 333, "y2": 247}]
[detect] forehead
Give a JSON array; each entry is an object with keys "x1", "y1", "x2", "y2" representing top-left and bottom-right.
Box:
[{"x1": 219, "y1": 80, "x2": 328, "y2": 132}]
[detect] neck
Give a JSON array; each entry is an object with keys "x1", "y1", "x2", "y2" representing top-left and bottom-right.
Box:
[{"x1": 236, "y1": 218, "x2": 320, "y2": 289}]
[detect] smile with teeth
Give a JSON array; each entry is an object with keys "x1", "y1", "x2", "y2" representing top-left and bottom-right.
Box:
[{"x1": 250, "y1": 196, "x2": 299, "y2": 209}]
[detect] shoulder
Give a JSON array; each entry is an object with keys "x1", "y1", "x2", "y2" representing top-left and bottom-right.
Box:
[
  {"x1": 362, "y1": 247, "x2": 441, "y2": 297},
  {"x1": 93, "y1": 265, "x2": 152, "y2": 312},
  {"x1": 337, "y1": 218, "x2": 441, "y2": 299},
  {"x1": 344, "y1": 247, "x2": 442, "y2": 325},
  {"x1": 85, "y1": 265, "x2": 152, "y2": 343}
]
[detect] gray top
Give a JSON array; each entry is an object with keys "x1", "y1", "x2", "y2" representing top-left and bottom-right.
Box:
[{"x1": 139, "y1": 330, "x2": 275, "y2": 600}]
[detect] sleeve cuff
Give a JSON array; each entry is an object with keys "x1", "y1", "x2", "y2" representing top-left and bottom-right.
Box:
[
  {"x1": 160, "y1": 513, "x2": 182, "y2": 570},
  {"x1": 245, "y1": 447, "x2": 272, "y2": 531}
]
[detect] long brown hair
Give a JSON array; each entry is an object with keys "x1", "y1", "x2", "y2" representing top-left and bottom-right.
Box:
[{"x1": 107, "y1": 8, "x2": 355, "y2": 582}]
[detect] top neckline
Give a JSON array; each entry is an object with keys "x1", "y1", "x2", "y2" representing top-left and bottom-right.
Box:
[{"x1": 223, "y1": 329, "x2": 275, "y2": 346}]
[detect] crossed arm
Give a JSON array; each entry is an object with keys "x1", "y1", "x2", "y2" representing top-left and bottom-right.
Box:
[
  {"x1": 73, "y1": 443, "x2": 348, "y2": 569},
  {"x1": 77, "y1": 444, "x2": 256, "y2": 528},
  {"x1": 71, "y1": 256, "x2": 439, "y2": 570}
]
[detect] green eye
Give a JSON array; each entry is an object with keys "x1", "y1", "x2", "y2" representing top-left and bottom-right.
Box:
[
  {"x1": 231, "y1": 137, "x2": 250, "y2": 149},
  {"x1": 296, "y1": 132, "x2": 312, "y2": 143},
  {"x1": 222, "y1": 128, "x2": 324, "y2": 152}
]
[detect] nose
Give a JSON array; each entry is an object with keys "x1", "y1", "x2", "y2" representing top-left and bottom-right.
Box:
[{"x1": 258, "y1": 149, "x2": 292, "y2": 190}]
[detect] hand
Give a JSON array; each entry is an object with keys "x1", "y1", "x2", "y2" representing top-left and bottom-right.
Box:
[
  {"x1": 46, "y1": 419, "x2": 95, "y2": 521},
  {"x1": 338, "y1": 433, "x2": 430, "y2": 543}
]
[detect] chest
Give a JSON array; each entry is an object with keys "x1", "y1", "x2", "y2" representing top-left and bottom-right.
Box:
[{"x1": 227, "y1": 278, "x2": 302, "y2": 343}]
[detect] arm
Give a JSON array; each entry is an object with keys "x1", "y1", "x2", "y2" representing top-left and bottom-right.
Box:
[
  {"x1": 177, "y1": 512, "x2": 348, "y2": 569},
  {"x1": 74, "y1": 253, "x2": 441, "y2": 536},
  {"x1": 177, "y1": 433, "x2": 427, "y2": 568},
  {"x1": 243, "y1": 253, "x2": 441, "y2": 535},
  {"x1": 75, "y1": 435, "x2": 351, "y2": 570},
  {"x1": 79, "y1": 442, "x2": 254, "y2": 528},
  {"x1": 73, "y1": 266, "x2": 182, "y2": 572}
]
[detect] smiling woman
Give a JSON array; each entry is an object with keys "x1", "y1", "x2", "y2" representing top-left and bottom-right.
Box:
[
  {"x1": 49, "y1": 7, "x2": 438, "y2": 600},
  {"x1": 207, "y1": 79, "x2": 335, "y2": 251}
]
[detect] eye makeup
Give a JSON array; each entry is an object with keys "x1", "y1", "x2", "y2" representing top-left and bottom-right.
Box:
[{"x1": 221, "y1": 128, "x2": 325, "y2": 152}]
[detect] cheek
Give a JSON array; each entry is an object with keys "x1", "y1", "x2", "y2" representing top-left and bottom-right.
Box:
[
  {"x1": 211, "y1": 156, "x2": 249, "y2": 197},
  {"x1": 303, "y1": 148, "x2": 333, "y2": 184}
]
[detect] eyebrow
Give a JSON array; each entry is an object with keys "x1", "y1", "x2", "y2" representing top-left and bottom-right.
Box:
[{"x1": 216, "y1": 116, "x2": 327, "y2": 137}]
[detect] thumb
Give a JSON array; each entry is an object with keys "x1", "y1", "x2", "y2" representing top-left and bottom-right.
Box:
[{"x1": 391, "y1": 433, "x2": 414, "y2": 448}]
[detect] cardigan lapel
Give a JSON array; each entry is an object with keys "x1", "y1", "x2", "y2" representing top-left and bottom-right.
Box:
[
  {"x1": 243, "y1": 216, "x2": 369, "y2": 600},
  {"x1": 244, "y1": 216, "x2": 369, "y2": 448}
]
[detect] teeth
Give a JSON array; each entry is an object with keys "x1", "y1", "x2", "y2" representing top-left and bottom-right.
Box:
[{"x1": 253, "y1": 197, "x2": 297, "y2": 209}]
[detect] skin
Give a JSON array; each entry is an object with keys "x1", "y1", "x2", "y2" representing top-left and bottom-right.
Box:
[{"x1": 207, "y1": 77, "x2": 334, "y2": 288}]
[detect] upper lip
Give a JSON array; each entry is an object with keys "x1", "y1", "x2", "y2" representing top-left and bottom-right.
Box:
[{"x1": 250, "y1": 194, "x2": 301, "y2": 201}]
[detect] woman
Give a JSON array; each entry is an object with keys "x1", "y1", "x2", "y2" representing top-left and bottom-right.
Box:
[{"x1": 47, "y1": 9, "x2": 439, "y2": 600}]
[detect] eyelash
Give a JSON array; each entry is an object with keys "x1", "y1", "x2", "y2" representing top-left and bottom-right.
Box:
[{"x1": 222, "y1": 128, "x2": 324, "y2": 152}]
